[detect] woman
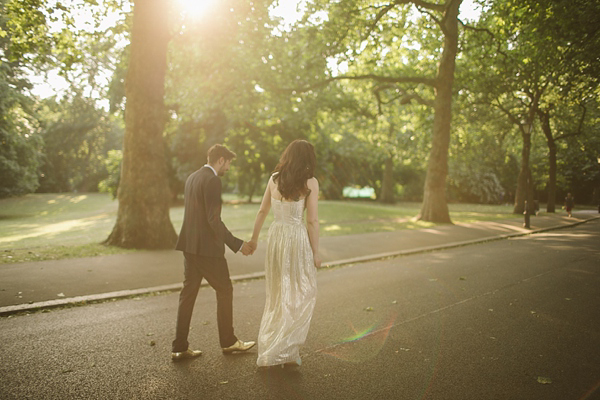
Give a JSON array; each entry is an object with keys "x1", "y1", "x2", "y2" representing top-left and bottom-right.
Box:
[{"x1": 249, "y1": 139, "x2": 321, "y2": 368}]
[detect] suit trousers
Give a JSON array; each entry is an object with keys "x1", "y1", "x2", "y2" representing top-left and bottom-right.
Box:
[{"x1": 172, "y1": 252, "x2": 237, "y2": 352}]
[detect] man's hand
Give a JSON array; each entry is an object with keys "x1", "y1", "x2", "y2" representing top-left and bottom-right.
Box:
[{"x1": 241, "y1": 241, "x2": 254, "y2": 256}]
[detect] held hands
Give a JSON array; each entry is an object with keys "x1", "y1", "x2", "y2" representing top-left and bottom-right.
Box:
[
  {"x1": 248, "y1": 240, "x2": 257, "y2": 254},
  {"x1": 241, "y1": 240, "x2": 257, "y2": 256}
]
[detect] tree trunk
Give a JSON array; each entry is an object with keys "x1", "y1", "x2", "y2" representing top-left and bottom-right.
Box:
[
  {"x1": 380, "y1": 155, "x2": 395, "y2": 204},
  {"x1": 546, "y1": 144, "x2": 557, "y2": 213},
  {"x1": 538, "y1": 110, "x2": 556, "y2": 212},
  {"x1": 513, "y1": 130, "x2": 532, "y2": 214},
  {"x1": 418, "y1": 0, "x2": 462, "y2": 223},
  {"x1": 104, "y1": 0, "x2": 177, "y2": 249}
]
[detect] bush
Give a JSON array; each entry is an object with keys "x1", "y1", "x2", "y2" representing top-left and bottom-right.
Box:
[
  {"x1": 448, "y1": 165, "x2": 505, "y2": 204},
  {"x1": 98, "y1": 150, "x2": 122, "y2": 199}
]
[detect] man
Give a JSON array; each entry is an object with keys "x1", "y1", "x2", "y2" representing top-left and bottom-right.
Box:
[
  {"x1": 172, "y1": 144, "x2": 256, "y2": 361},
  {"x1": 564, "y1": 193, "x2": 575, "y2": 218}
]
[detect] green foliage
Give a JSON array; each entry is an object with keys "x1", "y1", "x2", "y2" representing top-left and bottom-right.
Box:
[
  {"x1": 0, "y1": 192, "x2": 518, "y2": 263},
  {"x1": 448, "y1": 164, "x2": 505, "y2": 204},
  {"x1": 165, "y1": 0, "x2": 337, "y2": 199},
  {"x1": 461, "y1": 0, "x2": 600, "y2": 206},
  {"x1": 3, "y1": 0, "x2": 54, "y2": 63},
  {"x1": 98, "y1": 149, "x2": 121, "y2": 199},
  {"x1": 559, "y1": 107, "x2": 600, "y2": 203},
  {"x1": 3, "y1": 0, "x2": 598, "y2": 211},
  {"x1": 226, "y1": 124, "x2": 281, "y2": 202},
  {"x1": 36, "y1": 93, "x2": 123, "y2": 193},
  {"x1": 0, "y1": 111, "x2": 43, "y2": 197},
  {"x1": 0, "y1": 0, "x2": 44, "y2": 198},
  {"x1": 1, "y1": 0, "x2": 129, "y2": 199}
]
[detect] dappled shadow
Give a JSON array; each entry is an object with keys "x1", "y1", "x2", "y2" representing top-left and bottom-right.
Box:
[
  {"x1": 0, "y1": 214, "x2": 35, "y2": 220},
  {"x1": 419, "y1": 228, "x2": 452, "y2": 235},
  {"x1": 510, "y1": 222, "x2": 600, "y2": 255},
  {"x1": 457, "y1": 221, "x2": 532, "y2": 234},
  {"x1": 0, "y1": 214, "x2": 114, "y2": 246},
  {"x1": 255, "y1": 365, "x2": 305, "y2": 400},
  {"x1": 514, "y1": 230, "x2": 600, "y2": 254}
]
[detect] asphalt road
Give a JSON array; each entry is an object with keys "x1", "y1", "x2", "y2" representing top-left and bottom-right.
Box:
[{"x1": 1, "y1": 220, "x2": 599, "y2": 400}]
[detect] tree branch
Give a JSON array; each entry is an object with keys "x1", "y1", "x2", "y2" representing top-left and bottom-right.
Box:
[
  {"x1": 494, "y1": 101, "x2": 522, "y2": 127},
  {"x1": 400, "y1": 0, "x2": 446, "y2": 12},
  {"x1": 264, "y1": 73, "x2": 437, "y2": 94},
  {"x1": 458, "y1": 19, "x2": 510, "y2": 61},
  {"x1": 361, "y1": 0, "x2": 445, "y2": 44},
  {"x1": 366, "y1": 3, "x2": 397, "y2": 38},
  {"x1": 417, "y1": 7, "x2": 446, "y2": 34},
  {"x1": 555, "y1": 103, "x2": 587, "y2": 141},
  {"x1": 375, "y1": 84, "x2": 434, "y2": 107}
]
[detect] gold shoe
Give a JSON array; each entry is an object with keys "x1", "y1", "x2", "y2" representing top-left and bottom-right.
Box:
[
  {"x1": 171, "y1": 349, "x2": 202, "y2": 361},
  {"x1": 222, "y1": 339, "x2": 256, "y2": 354}
]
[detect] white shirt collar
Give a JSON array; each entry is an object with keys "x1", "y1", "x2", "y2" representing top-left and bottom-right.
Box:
[{"x1": 204, "y1": 164, "x2": 217, "y2": 176}]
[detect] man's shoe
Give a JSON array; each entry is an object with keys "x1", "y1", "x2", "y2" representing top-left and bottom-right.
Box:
[
  {"x1": 171, "y1": 349, "x2": 202, "y2": 361},
  {"x1": 222, "y1": 339, "x2": 256, "y2": 354}
]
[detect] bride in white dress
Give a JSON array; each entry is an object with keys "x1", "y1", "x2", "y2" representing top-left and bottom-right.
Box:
[{"x1": 249, "y1": 140, "x2": 321, "y2": 367}]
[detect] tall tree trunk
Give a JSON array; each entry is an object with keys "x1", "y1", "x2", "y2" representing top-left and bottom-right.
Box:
[
  {"x1": 513, "y1": 93, "x2": 541, "y2": 216},
  {"x1": 380, "y1": 155, "x2": 395, "y2": 204},
  {"x1": 418, "y1": 0, "x2": 461, "y2": 223},
  {"x1": 538, "y1": 110, "x2": 556, "y2": 212},
  {"x1": 513, "y1": 129, "x2": 533, "y2": 214},
  {"x1": 105, "y1": 0, "x2": 177, "y2": 249}
]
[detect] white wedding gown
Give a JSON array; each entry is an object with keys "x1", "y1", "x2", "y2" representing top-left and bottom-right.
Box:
[{"x1": 256, "y1": 197, "x2": 317, "y2": 367}]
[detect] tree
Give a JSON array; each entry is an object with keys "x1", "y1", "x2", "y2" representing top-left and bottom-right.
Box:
[
  {"x1": 271, "y1": 0, "x2": 464, "y2": 222},
  {"x1": 0, "y1": 0, "x2": 44, "y2": 198},
  {"x1": 36, "y1": 93, "x2": 122, "y2": 192},
  {"x1": 0, "y1": 97, "x2": 43, "y2": 197},
  {"x1": 104, "y1": 0, "x2": 177, "y2": 249},
  {"x1": 466, "y1": 0, "x2": 600, "y2": 213},
  {"x1": 536, "y1": 99, "x2": 588, "y2": 212},
  {"x1": 528, "y1": 0, "x2": 599, "y2": 211},
  {"x1": 554, "y1": 97, "x2": 600, "y2": 205},
  {"x1": 166, "y1": 0, "x2": 336, "y2": 201}
]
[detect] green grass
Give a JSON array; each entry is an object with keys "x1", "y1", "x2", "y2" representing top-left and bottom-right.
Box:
[{"x1": 1, "y1": 193, "x2": 519, "y2": 264}]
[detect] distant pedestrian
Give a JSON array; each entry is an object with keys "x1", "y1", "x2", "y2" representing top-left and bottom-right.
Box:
[
  {"x1": 171, "y1": 144, "x2": 256, "y2": 361},
  {"x1": 564, "y1": 193, "x2": 575, "y2": 218}
]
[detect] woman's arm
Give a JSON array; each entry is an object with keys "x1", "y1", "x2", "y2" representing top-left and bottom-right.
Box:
[
  {"x1": 306, "y1": 177, "x2": 321, "y2": 268},
  {"x1": 249, "y1": 177, "x2": 273, "y2": 252}
]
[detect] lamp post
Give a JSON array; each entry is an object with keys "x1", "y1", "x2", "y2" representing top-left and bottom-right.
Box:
[{"x1": 597, "y1": 157, "x2": 600, "y2": 213}]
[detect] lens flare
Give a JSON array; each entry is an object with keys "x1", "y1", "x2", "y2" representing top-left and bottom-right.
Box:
[{"x1": 320, "y1": 314, "x2": 397, "y2": 363}]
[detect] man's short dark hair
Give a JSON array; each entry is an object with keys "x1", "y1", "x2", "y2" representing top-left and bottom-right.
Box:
[{"x1": 207, "y1": 144, "x2": 236, "y2": 164}]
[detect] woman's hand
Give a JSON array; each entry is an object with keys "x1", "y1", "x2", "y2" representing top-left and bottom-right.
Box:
[
  {"x1": 248, "y1": 239, "x2": 258, "y2": 255},
  {"x1": 313, "y1": 254, "x2": 322, "y2": 268}
]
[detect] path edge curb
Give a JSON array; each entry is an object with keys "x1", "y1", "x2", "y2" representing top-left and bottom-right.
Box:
[{"x1": 2, "y1": 216, "x2": 597, "y2": 316}]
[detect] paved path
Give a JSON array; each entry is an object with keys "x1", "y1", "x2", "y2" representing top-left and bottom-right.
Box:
[
  {"x1": 1, "y1": 211, "x2": 598, "y2": 315},
  {"x1": 1, "y1": 220, "x2": 599, "y2": 399}
]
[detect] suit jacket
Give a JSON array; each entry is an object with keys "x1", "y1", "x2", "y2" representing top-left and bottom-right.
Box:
[{"x1": 175, "y1": 166, "x2": 243, "y2": 258}]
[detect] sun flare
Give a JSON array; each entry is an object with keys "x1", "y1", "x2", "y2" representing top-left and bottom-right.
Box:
[{"x1": 176, "y1": 0, "x2": 219, "y2": 19}]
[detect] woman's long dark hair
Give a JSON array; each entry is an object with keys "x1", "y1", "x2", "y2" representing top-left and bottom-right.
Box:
[{"x1": 273, "y1": 140, "x2": 316, "y2": 201}]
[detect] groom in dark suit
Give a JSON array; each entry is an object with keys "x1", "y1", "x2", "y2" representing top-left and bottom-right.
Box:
[{"x1": 171, "y1": 144, "x2": 255, "y2": 361}]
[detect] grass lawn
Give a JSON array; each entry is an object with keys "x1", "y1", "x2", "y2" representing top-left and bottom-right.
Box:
[{"x1": 0, "y1": 192, "x2": 520, "y2": 264}]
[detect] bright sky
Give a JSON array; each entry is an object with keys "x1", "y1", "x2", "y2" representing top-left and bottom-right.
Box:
[
  {"x1": 31, "y1": 0, "x2": 481, "y2": 99},
  {"x1": 270, "y1": 0, "x2": 482, "y2": 26},
  {"x1": 29, "y1": 0, "x2": 130, "y2": 102}
]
